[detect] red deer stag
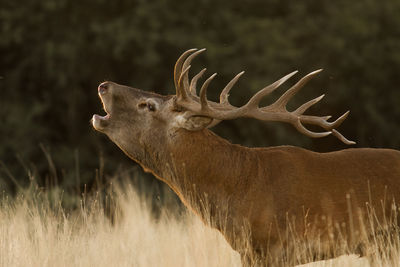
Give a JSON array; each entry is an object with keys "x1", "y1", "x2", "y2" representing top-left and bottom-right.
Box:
[{"x1": 92, "y1": 49, "x2": 400, "y2": 265}]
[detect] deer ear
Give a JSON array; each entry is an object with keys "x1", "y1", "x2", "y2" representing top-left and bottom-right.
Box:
[{"x1": 177, "y1": 115, "x2": 213, "y2": 131}]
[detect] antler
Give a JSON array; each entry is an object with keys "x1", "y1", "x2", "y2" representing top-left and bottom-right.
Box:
[{"x1": 173, "y1": 48, "x2": 355, "y2": 145}]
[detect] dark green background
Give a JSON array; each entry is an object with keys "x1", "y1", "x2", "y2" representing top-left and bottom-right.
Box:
[{"x1": 1, "y1": 0, "x2": 399, "y2": 201}]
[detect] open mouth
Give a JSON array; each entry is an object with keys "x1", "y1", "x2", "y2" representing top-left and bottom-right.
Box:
[
  {"x1": 92, "y1": 82, "x2": 112, "y2": 130},
  {"x1": 93, "y1": 92, "x2": 111, "y2": 122},
  {"x1": 92, "y1": 104, "x2": 111, "y2": 130},
  {"x1": 92, "y1": 109, "x2": 110, "y2": 130},
  {"x1": 92, "y1": 94, "x2": 111, "y2": 128}
]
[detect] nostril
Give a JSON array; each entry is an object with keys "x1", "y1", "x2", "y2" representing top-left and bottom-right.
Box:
[{"x1": 98, "y1": 82, "x2": 109, "y2": 95}]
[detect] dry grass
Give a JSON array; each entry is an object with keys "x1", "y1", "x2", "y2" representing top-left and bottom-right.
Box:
[
  {"x1": 0, "y1": 180, "x2": 399, "y2": 267},
  {"x1": 0, "y1": 183, "x2": 240, "y2": 267}
]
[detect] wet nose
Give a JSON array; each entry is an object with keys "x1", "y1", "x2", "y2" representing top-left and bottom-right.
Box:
[{"x1": 98, "y1": 82, "x2": 109, "y2": 95}]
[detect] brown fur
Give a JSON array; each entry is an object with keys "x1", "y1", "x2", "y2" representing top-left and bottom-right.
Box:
[{"x1": 92, "y1": 82, "x2": 400, "y2": 264}]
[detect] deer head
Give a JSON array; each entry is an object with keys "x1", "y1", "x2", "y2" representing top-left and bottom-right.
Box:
[{"x1": 92, "y1": 48, "x2": 354, "y2": 157}]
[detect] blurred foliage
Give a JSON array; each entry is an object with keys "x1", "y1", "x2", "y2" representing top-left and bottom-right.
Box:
[{"x1": 1, "y1": 0, "x2": 400, "y2": 195}]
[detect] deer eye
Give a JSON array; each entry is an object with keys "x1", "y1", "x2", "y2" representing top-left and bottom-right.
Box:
[
  {"x1": 147, "y1": 102, "x2": 155, "y2": 111},
  {"x1": 138, "y1": 100, "x2": 157, "y2": 112}
]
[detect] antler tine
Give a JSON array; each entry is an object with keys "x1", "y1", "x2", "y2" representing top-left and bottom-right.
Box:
[
  {"x1": 190, "y1": 68, "x2": 207, "y2": 96},
  {"x1": 295, "y1": 111, "x2": 355, "y2": 143},
  {"x1": 220, "y1": 71, "x2": 245, "y2": 106},
  {"x1": 199, "y1": 73, "x2": 217, "y2": 111},
  {"x1": 272, "y1": 69, "x2": 323, "y2": 110},
  {"x1": 181, "y1": 48, "x2": 206, "y2": 91},
  {"x1": 177, "y1": 65, "x2": 192, "y2": 99},
  {"x1": 174, "y1": 49, "x2": 197, "y2": 89},
  {"x1": 294, "y1": 118, "x2": 332, "y2": 138},
  {"x1": 327, "y1": 111, "x2": 350, "y2": 129},
  {"x1": 332, "y1": 129, "x2": 356, "y2": 145},
  {"x1": 300, "y1": 110, "x2": 349, "y2": 130},
  {"x1": 294, "y1": 94, "x2": 325, "y2": 115},
  {"x1": 246, "y1": 70, "x2": 298, "y2": 109}
]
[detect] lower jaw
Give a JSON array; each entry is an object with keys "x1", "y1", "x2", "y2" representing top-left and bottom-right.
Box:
[{"x1": 92, "y1": 114, "x2": 110, "y2": 130}]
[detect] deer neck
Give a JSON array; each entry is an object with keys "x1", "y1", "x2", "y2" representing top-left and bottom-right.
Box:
[
  {"x1": 154, "y1": 129, "x2": 252, "y2": 216},
  {"x1": 120, "y1": 128, "x2": 255, "y2": 218}
]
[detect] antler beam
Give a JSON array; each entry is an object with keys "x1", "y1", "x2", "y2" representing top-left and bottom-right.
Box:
[{"x1": 173, "y1": 48, "x2": 355, "y2": 145}]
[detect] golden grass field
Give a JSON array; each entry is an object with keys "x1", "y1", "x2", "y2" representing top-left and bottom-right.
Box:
[{"x1": 0, "y1": 180, "x2": 399, "y2": 267}]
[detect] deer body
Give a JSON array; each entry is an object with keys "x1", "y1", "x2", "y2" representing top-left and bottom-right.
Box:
[
  {"x1": 92, "y1": 49, "x2": 400, "y2": 263},
  {"x1": 121, "y1": 126, "x2": 400, "y2": 252}
]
